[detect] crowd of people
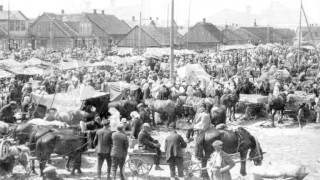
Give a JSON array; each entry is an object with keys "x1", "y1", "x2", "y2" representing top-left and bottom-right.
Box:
[{"x1": 0, "y1": 43, "x2": 320, "y2": 180}]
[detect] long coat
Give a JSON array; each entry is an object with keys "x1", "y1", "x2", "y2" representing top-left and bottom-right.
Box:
[
  {"x1": 164, "y1": 131, "x2": 187, "y2": 161},
  {"x1": 111, "y1": 131, "x2": 129, "y2": 158},
  {"x1": 93, "y1": 128, "x2": 113, "y2": 154}
]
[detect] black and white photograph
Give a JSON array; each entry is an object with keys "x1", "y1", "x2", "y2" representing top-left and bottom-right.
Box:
[{"x1": 0, "y1": 0, "x2": 319, "y2": 179}]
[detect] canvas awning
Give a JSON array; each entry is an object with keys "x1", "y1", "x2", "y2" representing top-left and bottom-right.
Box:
[
  {"x1": 177, "y1": 64, "x2": 211, "y2": 85},
  {"x1": 108, "y1": 81, "x2": 139, "y2": 101},
  {"x1": 31, "y1": 85, "x2": 108, "y2": 112}
]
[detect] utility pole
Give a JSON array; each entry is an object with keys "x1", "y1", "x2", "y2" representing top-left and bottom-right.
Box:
[
  {"x1": 297, "y1": 0, "x2": 302, "y2": 67},
  {"x1": 187, "y1": 0, "x2": 191, "y2": 49},
  {"x1": 170, "y1": 0, "x2": 175, "y2": 82},
  {"x1": 7, "y1": 0, "x2": 10, "y2": 50},
  {"x1": 300, "y1": 2, "x2": 320, "y2": 66},
  {"x1": 139, "y1": 12, "x2": 142, "y2": 54}
]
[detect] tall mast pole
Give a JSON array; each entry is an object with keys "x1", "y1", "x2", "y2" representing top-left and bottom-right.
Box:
[
  {"x1": 187, "y1": 0, "x2": 191, "y2": 49},
  {"x1": 170, "y1": 0, "x2": 175, "y2": 82},
  {"x1": 7, "y1": 0, "x2": 10, "y2": 50},
  {"x1": 297, "y1": 0, "x2": 302, "y2": 67},
  {"x1": 300, "y1": 3, "x2": 320, "y2": 66},
  {"x1": 139, "y1": 12, "x2": 142, "y2": 54}
]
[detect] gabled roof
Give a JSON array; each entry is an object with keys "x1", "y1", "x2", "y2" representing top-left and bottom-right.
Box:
[
  {"x1": 0, "y1": 10, "x2": 28, "y2": 21},
  {"x1": 183, "y1": 22, "x2": 222, "y2": 43},
  {"x1": 222, "y1": 28, "x2": 243, "y2": 42},
  {"x1": 241, "y1": 27, "x2": 272, "y2": 40},
  {"x1": 234, "y1": 28, "x2": 261, "y2": 41},
  {"x1": 85, "y1": 13, "x2": 130, "y2": 35},
  {"x1": 31, "y1": 13, "x2": 78, "y2": 37}
]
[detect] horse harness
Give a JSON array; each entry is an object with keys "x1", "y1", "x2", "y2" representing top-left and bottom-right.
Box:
[{"x1": 234, "y1": 129, "x2": 244, "y2": 153}]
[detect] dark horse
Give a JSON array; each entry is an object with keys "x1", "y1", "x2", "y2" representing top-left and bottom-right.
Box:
[
  {"x1": 220, "y1": 86, "x2": 241, "y2": 121},
  {"x1": 108, "y1": 99, "x2": 138, "y2": 119},
  {"x1": 195, "y1": 127, "x2": 263, "y2": 178},
  {"x1": 14, "y1": 123, "x2": 87, "y2": 176},
  {"x1": 267, "y1": 93, "x2": 287, "y2": 127}
]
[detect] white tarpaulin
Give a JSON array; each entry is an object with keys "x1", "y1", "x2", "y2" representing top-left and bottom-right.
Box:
[
  {"x1": 177, "y1": 64, "x2": 211, "y2": 85},
  {"x1": 31, "y1": 85, "x2": 108, "y2": 112},
  {"x1": 108, "y1": 81, "x2": 139, "y2": 101}
]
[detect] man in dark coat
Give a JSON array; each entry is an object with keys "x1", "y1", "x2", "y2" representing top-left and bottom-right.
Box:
[
  {"x1": 111, "y1": 123, "x2": 128, "y2": 180},
  {"x1": 131, "y1": 114, "x2": 143, "y2": 139},
  {"x1": 138, "y1": 103, "x2": 151, "y2": 124},
  {"x1": 165, "y1": 124, "x2": 187, "y2": 179},
  {"x1": 0, "y1": 101, "x2": 17, "y2": 123},
  {"x1": 138, "y1": 123, "x2": 163, "y2": 170},
  {"x1": 93, "y1": 120, "x2": 113, "y2": 179}
]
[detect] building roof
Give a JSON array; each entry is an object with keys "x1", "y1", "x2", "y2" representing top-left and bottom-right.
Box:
[
  {"x1": 85, "y1": 13, "x2": 130, "y2": 35},
  {"x1": 31, "y1": 13, "x2": 78, "y2": 37},
  {"x1": 0, "y1": 10, "x2": 28, "y2": 21},
  {"x1": 183, "y1": 22, "x2": 222, "y2": 43},
  {"x1": 234, "y1": 28, "x2": 261, "y2": 41},
  {"x1": 273, "y1": 28, "x2": 295, "y2": 40}
]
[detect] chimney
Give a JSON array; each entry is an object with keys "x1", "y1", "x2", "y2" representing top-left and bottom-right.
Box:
[
  {"x1": 203, "y1": 18, "x2": 206, "y2": 23},
  {"x1": 61, "y1": 9, "x2": 64, "y2": 14},
  {"x1": 93, "y1": 9, "x2": 97, "y2": 14},
  {"x1": 254, "y1": 19, "x2": 257, "y2": 27},
  {"x1": 0, "y1": 5, "x2": 3, "y2": 11},
  {"x1": 132, "y1": 16, "x2": 135, "y2": 21},
  {"x1": 101, "y1": 10, "x2": 104, "y2": 14}
]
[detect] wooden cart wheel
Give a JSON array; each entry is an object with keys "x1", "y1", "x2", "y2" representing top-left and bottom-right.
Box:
[
  {"x1": 0, "y1": 139, "x2": 11, "y2": 159},
  {"x1": 184, "y1": 160, "x2": 201, "y2": 178},
  {"x1": 127, "y1": 157, "x2": 153, "y2": 176}
]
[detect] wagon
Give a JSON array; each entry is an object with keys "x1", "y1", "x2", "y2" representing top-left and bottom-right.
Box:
[{"x1": 126, "y1": 150, "x2": 200, "y2": 177}]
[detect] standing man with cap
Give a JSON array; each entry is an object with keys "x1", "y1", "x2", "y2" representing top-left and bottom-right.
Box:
[
  {"x1": 111, "y1": 123, "x2": 128, "y2": 180},
  {"x1": 207, "y1": 140, "x2": 235, "y2": 180},
  {"x1": 165, "y1": 124, "x2": 187, "y2": 180},
  {"x1": 93, "y1": 119, "x2": 113, "y2": 179}
]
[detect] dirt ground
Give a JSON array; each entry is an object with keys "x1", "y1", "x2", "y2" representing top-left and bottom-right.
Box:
[{"x1": 6, "y1": 116, "x2": 320, "y2": 180}]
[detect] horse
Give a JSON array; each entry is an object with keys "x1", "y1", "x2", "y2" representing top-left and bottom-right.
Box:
[
  {"x1": 210, "y1": 105, "x2": 227, "y2": 126},
  {"x1": 267, "y1": 93, "x2": 287, "y2": 127},
  {"x1": 195, "y1": 127, "x2": 263, "y2": 177},
  {"x1": 144, "y1": 99, "x2": 176, "y2": 126},
  {"x1": 107, "y1": 100, "x2": 138, "y2": 120},
  {"x1": 220, "y1": 87, "x2": 241, "y2": 121},
  {"x1": 13, "y1": 123, "x2": 87, "y2": 176},
  {"x1": 34, "y1": 129, "x2": 87, "y2": 176}
]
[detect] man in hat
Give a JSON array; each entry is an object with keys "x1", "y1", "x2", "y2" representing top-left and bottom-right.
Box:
[
  {"x1": 165, "y1": 124, "x2": 187, "y2": 180},
  {"x1": 93, "y1": 119, "x2": 113, "y2": 179},
  {"x1": 207, "y1": 140, "x2": 235, "y2": 180},
  {"x1": 138, "y1": 123, "x2": 163, "y2": 170},
  {"x1": 137, "y1": 103, "x2": 151, "y2": 125},
  {"x1": 111, "y1": 123, "x2": 128, "y2": 180},
  {"x1": 0, "y1": 101, "x2": 17, "y2": 123}
]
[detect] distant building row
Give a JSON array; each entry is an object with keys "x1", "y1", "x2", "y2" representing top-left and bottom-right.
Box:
[{"x1": 0, "y1": 7, "x2": 318, "y2": 50}]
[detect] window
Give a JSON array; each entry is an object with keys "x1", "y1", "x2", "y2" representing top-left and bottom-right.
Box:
[
  {"x1": 9, "y1": 21, "x2": 15, "y2": 31},
  {"x1": 21, "y1": 21, "x2": 26, "y2": 31},
  {"x1": 15, "y1": 20, "x2": 20, "y2": 31}
]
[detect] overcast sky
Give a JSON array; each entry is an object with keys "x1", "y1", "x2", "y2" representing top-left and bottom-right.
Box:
[{"x1": 2, "y1": 0, "x2": 320, "y2": 27}]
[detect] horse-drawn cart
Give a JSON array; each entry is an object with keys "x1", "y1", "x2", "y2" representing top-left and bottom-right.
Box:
[{"x1": 126, "y1": 150, "x2": 200, "y2": 177}]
